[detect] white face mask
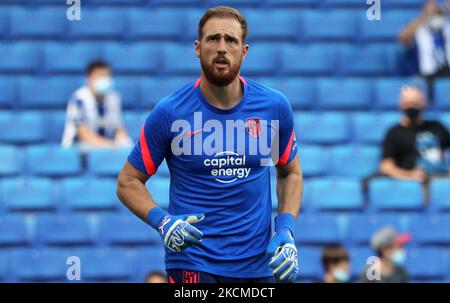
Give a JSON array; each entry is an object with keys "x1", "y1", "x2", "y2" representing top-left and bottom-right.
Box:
[
  {"x1": 429, "y1": 15, "x2": 446, "y2": 31},
  {"x1": 93, "y1": 76, "x2": 114, "y2": 95}
]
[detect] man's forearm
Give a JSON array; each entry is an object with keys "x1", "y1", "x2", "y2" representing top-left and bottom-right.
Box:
[{"x1": 276, "y1": 171, "x2": 302, "y2": 218}]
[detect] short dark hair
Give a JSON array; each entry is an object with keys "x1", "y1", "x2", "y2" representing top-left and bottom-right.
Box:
[
  {"x1": 198, "y1": 6, "x2": 248, "y2": 42},
  {"x1": 321, "y1": 244, "x2": 350, "y2": 272},
  {"x1": 86, "y1": 60, "x2": 110, "y2": 76}
]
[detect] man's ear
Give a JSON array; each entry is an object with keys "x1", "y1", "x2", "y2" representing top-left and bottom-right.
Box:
[
  {"x1": 194, "y1": 40, "x2": 201, "y2": 58},
  {"x1": 242, "y1": 44, "x2": 250, "y2": 61}
]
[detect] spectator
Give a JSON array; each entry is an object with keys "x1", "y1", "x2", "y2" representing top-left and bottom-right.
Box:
[
  {"x1": 380, "y1": 86, "x2": 450, "y2": 183},
  {"x1": 320, "y1": 244, "x2": 351, "y2": 283},
  {"x1": 145, "y1": 271, "x2": 168, "y2": 283},
  {"x1": 61, "y1": 60, "x2": 132, "y2": 150},
  {"x1": 360, "y1": 227, "x2": 411, "y2": 283}
]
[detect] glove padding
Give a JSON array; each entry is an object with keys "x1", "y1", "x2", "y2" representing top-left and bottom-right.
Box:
[
  {"x1": 267, "y1": 230, "x2": 299, "y2": 283},
  {"x1": 158, "y1": 213, "x2": 205, "y2": 253}
]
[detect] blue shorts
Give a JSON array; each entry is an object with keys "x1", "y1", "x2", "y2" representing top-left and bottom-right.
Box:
[{"x1": 167, "y1": 269, "x2": 275, "y2": 283}]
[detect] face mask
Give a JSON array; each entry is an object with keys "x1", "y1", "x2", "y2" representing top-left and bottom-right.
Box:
[
  {"x1": 429, "y1": 15, "x2": 446, "y2": 31},
  {"x1": 93, "y1": 77, "x2": 113, "y2": 95},
  {"x1": 391, "y1": 250, "x2": 406, "y2": 265},
  {"x1": 404, "y1": 107, "x2": 421, "y2": 121},
  {"x1": 332, "y1": 269, "x2": 350, "y2": 283}
]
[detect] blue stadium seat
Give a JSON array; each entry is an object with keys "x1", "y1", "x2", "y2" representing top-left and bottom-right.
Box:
[
  {"x1": 375, "y1": 78, "x2": 427, "y2": 110},
  {"x1": 361, "y1": 11, "x2": 417, "y2": 42},
  {"x1": 123, "y1": 112, "x2": 146, "y2": 143},
  {"x1": 129, "y1": 9, "x2": 183, "y2": 40},
  {"x1": 430, "y1": 179, "x2": 450, "y2": 211},
  {"x1": 266, "y1": 0, "x2": 316, "y2": 6},
  {"x1": 44, "y1": 43, "x2": 102, "y2": 74},
  {"x1": 256, "y1": 78, "x2": 314, "y2": 109},
  {"x1": 441, "y1": 112, "x2": 450, "y2": 131},
  {"x1": 282, "y1": 45, "x2": 336, "y2": 75},
  {"x1": 0, "y1": 111, "x2": 46, "y2": 144},
  {"x1": 329, "y1": 145, "x2": 380, "y2": 178},
  {"x1": 133, "y1": 247, "x2": 166, "y2": 282},
  {"x1": 11, "y1": 8, "x2": 66, "y2": 38},
  {"x1": 349, "y1": 247, "x2": 373, "y2": 279},
  {"x1": 164, "y1": 44, "x2": 200, "y2": 75},
  {"x1": 347, "y1": 214, "x2": 406, "y2": 245},
  {"x1": 87, "y1": 147, "x2": 132, "y2": 176},
  {"x1": 294, "y1": 112, "x2": 350, "y2": 144},
  {"x1": 157, "y1": 160, "x2": 170, "y2": 177},
  {"x1": 434, "y1": 79, "x2": 450, "y2": 110},
  {"x1": 411, "y1": 215, "x2": 450, "y2": 246},
  {"x1": 25, "y1": 145, "x2": 81, "y2": 177},
  {"x1": 139, "y1": 77, "x2": 193, "y2": 109},
  {"x1": 369, "y1": 178, "x2": 424, "y2": 211},
  {"x1": 207, "y1": 0, "x2": 260, "y2": 6},
  {"x1": 297, "y1": 247, "x2": 322, "y2": 279},
  {"x1": 69, "y1": 9, "x2": 124, "y2": 39},
  {"x1": 0, "y1": 251, "x2": 9, "y2": 282},
  {"x1": 98, "y1": 214, "x2": 160, "y2": 246},
  {"x1": 317, "y1": 78, "x2": 372, "y2": 110},
  {"x1": 46, "y1": 111, "x2": 66, "y2": 143},
  {"x1": 0, "y1": 9, "x2": 8, "y2": 38},
  {"x1": 303, "y1": 11, "x2": 357, "y2": 41},
  {"x1": 2, "y1": 178, "x2": 56, "y2": 211},
  {"x1": 0, "y1": 77, "x2": 15, "y2": 108},
  {"x1": 101, "y1": 43, "x2": 160, "y2": 75},
  {"x1": 352, "y1": 112, "x2": 401, "y2": 144},
  {"x1": 91, "y1": 0, "x2": 146, "y2": 4},
  {"x1": 0, "y1": 215, "x2": 29, "y2": 246},
  {"x1": 0, "y1": 43, "x2": 39, "y2": 73},
  {"x1": 19, "y1": 77, "x2": 81, "y2": 109},
  {"x1": 384, "y1": 0, "x2": 428, "y2": 7},
  {"x1": 35, "y1": 215, "x2": 93, "y2": 246},
  {"x1": 146, "y1": 177, "x2": 170, "y2": 209},
  {"x1": 62, "y1": 178, "x2": 119, "y2": 211},
  {"x1": 246, "y1": 10, "x2": 300, "y2": 41},
  {"x1": 241, "y1": 44, "x2": 278, "y2": 76},
  {"x1": 309, "y1": 178, "x2": 364, "y2": 211},
  {"x1": 298, "y1": 145, "x2": 327, "y2": 177},
  {"x1": 338, "y1": 46, "x2": 388, "y2": 76},
  {"x1": 185, "y1": 9, "x2": 205, "y2": 40},
  {"x1": 153, "y1": 0, "x2": 202, "y2": 4},
  {"x1": 407, "y1": 248, "x2": 447, "y2": 280},
  {"x1": 294, "y1": 215, "x2": 342, "y2": 245},
  {"x1": 0, "y1": 145, "x2": 20, "y2": 176},
  {"x1": 113, "y1": 77, "x2": 139, "y2": 110}
]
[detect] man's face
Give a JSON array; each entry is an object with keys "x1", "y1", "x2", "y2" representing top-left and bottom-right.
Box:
[
  {"x1": 399, "y1": 87, "x2": 426, "y2": 111},
  {"x1": 87, "y1": 67, "x2": 112, "y2": 94},
  {"x1": 195, "y1": 17, "x2": 249, "y2": 86}
]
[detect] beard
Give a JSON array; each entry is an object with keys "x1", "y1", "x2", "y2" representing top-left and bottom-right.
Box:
[{"x1": 200, "y1": 54, "x2": 242, "y2": 87}]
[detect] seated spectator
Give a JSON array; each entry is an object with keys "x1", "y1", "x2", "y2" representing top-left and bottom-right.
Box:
[
  {"x1": 380, "y1": 86, "x2": 450, "y2": 183},
  {"x1": 399, "y1": 0, "x2": 450, "y2": 99},
  {"x1": 61, "y1": 60, "x2": 132, "y2": 150},
  {"x1": 360, "y1": 227, "x2": 411, "y2": 283},
  {"x1": 320, "y1": 244, "x2": 351, "y2": 283},
  {"x1": 145, "y1": 271, "x2": 168, "y2": 283}
]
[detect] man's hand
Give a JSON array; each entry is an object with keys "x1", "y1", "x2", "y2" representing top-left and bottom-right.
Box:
[
  {"x1": 406, "y1": 167, "x2": 428, "y2": 182},
  {"x1": 147, "y1": 208, "x2": 205, "y2": 253},
  {"x1": 267, "y1": 214, "x2": 299, "y2": 283}
]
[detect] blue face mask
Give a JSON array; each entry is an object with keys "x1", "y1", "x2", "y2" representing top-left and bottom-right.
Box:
[
  {"x1": 93, "y1": 77, "x2": 114, "y2": 95},
  {"x1": 391, "y1": 250, "x2": 406, "y2": 265},
  {"x1": 332, "y1": 269, "x2": 350, "y2": 283}
]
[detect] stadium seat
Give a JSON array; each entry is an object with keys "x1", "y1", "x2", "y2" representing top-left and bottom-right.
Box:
[
  {"x1": 0, "y1": 77, "x2": 15, "y2": 108},
  {"x1": 0, "y1": 145, "x2": 21, "y2": 176},
  {"x1": 266, "y1": 0, "x2": 316, "y2": 6},
  {"x1": 2, "y1": 178, "x2": 56, "y2": 211},
  {"x1": 0, "y1": 43, "x2": 39, "y2": 73},
  {"x1": 328, "y1": 145, "x2": 380, "y2": 178},
  {"x1": 281, "y1": 45, "x2": 337, "y2": 76},
  {"x1": 164, "y1": 44, "x2": 200, "y2": 75},
  {"x1": 0, "y1": 9, "x2": 8, "y2": 37},
  {"x1": 153, "y1": 0, "x2": 203, "y2": 4},
  {"x1": 384, "y1": 0, "x2": 430, "y2": 7},
  {"x1": 434, "y1": 79, "x2": 450, "y2": 110},
  {"x1": 349, "y1": 247, "x2": 373, "y2": 279},
  {"x1": 297, "y1": 247, "x2": 322, "y2": 280},
  {"x1": 207, "y1": 0, "x2": 260, "y2": 6},
  {"x1": 323, "y1": 0, "x2": 366, "y2": 6},
  {"x1": 245, "y1": 10, "x2": 300, "y2": 41},
  {"x1": 87, "y1": 147, "x2": 133, "y2": 176},
  {"x1": 298, "y1": 145, "x2": 327, "y2": 177},
  {"x1": 256, "y1": 78, "x2": 314, "y2": 109},
  {"x1": 294, "y1": 112, "x2": 350, "y2": 144},
  {"x1": 62, "y1": 178, "x2": 119, "y2": 211},
  {"x1": 294, "y1": 215, "x2": 342, "y2": 245},
  {"x1": 411, "y1": 215, "x2": 450, "y2": 246},
  {"x1": 101, "y1": 43, "x2": 160, "y2": 75},
  {"x1": 123, "y1": 112, "x2": 146, "y2": 143},
  {"x1": 91, "y1": 0, "x2": 146, "y2": 4},
  {"x1": 113, "y1": 77, "x2": 139, "y2": 110},
  {"x1": 303, "y1": 11, "x2": 357, "y2": 41},
  {"x1": 0, "y1": 111, "x2": 46, "y2": 144},
  {"x1": 309, "y1": 178, "x2": 364, "y2": 211},
  {"x1": 69, "y1": 9, "x2": 124, "y2": 39},
  {"x1": 441, "y1": 112, "x2": 450, "y2": 131},
  {"x1": 46, "y1": 111, "x2": 66, "y2": 143},
  {"x1": 35, "y1": 215, "x2": 93, "y2": 246},
  {"x1": 361, "y1": 11, "x2": 417, "y2": 42},
  {"x1": 347, "y1": 214, "x2": 406, "y2": 245},
  {"x1": 0, "y1": 215, "x2": 29, "y2": 246},
  {"x1": 146, "y1": 177, "x2": 170, "y2": 209},
  {"x1": 133, "y1": 247, "x2": 166, "y2": 282},
  {"x1": 98, "y1": 214, "x2": 160, "y2": 246},
  {"x1": 430, "y1": 179, "x2": 450, "y2": 211},
  {"x1": 407, "y1": 248, "x2": 447, "y2": 280},
  {"x1": 375, "y1": 77, "x2": 427, "y2": 110},
  {"x1": 44, "y1": 43, "x2": 102, "y2": 74},
  {"x1": 351, "y1": 112, "x2": 401, "y2": 144},
  {"x1": 317, "y1": 78, "x2": 372, "y2": 110},
  {"x1": 240, "y1": 44, "x2": 278, "y2": 76},
  {"x1": 369, "y1": 178, "x2": 424, "y2": 211},
  {"x1": 338, "y1": 46, "x2": 389, "y2": 76},
  {"x1": 11, "y1": 8, "x2": 66, "y2": 38},
  {"x1": 19, "y1": 77, "x2": 81, "y2": 109},
  {"x1": 157, "y1": 160, "x2": 170, "y2": 177},
  {"x1": 138, "y1": 77, "x2": 193, "y2": 109},
  {"x1": 0, "y1": 251, "x2": 9, "y2": 282},
  {"x1": 129, "y1": 9, "x2": 184, "y2": 40},
  {"x1": 25, "y1": 145, "x2": 81, "y2": 177},
  {"x1": 185, "y1": 9, "x2": 206, "y2": 40}
]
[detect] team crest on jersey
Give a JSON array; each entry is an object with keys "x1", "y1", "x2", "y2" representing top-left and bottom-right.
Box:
[{"x1": 246, "y1": 118, "x2": 262, "y2": 138}]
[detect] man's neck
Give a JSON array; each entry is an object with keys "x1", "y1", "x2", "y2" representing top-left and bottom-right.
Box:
[
  {"x1": 400, "y1": 116, "x2": 424, "y2": 127},
  {"x1": 199, "y1": 75, "x2": 243, "y2": 110}
]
